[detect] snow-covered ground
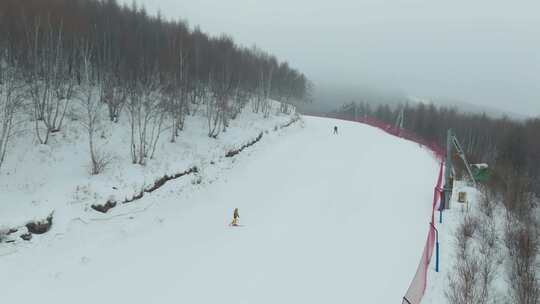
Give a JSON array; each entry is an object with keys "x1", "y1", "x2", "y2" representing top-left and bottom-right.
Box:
[
  {"x1": 422, "y1": 181, "x2": 480, "y2": 303},
  {"x1": 1, "y1": 116, "x2": 440, "y2": 303},
  {"x1": 423, "y1": 181, "x2": 510, "y2": 304}
]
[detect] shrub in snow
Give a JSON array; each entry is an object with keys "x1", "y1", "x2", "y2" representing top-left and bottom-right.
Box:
[
  {"x1": 504, "y1": 216, "x2": 540, "y2": 304},
  {"x1": 89, "y1": 150, "x2": 113, "y2": 175},
  {"x1": 446, "y1": 253, "x2": 481, "y2": 304},
  {"x1": 191, "y1": 176, "x2": 202, "y2": 185},
  {"x1": 475, "y1": 194, "x2": 504, "y2": 303},
  {"x1": 446, "y1": 212, "x2": 483, "y2": 304},
  {"x1": 459, "y1": 214, "x2": 478, "y2": 240}
]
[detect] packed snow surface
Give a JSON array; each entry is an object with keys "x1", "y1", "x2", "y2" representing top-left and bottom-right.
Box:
[{"x1": 0, "y1": 116, "x2": 439, "y2": 303}]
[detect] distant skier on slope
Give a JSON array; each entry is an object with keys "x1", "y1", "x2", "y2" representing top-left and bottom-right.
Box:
[
  {"x1": 333, "y1": 126, "x2": 338, "y2": 135},
  {"x1": 231, "y1": 208, "x2": 240, "y2": 226}
]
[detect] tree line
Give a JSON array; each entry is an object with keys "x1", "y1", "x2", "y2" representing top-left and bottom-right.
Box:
[
  {"x1": 0, "y1": 0, "x2": 310, "y2": 171},
  {"x1": 337, "y1": 101, "x2": 539, "y2": 303}
]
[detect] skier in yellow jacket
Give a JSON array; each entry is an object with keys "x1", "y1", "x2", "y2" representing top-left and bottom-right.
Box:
[{"x1": 231, "y1": 208, "x2": 240, "y2": 226}]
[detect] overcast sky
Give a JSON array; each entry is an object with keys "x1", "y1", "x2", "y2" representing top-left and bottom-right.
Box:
[{"x1": 128, "y1": 0, "x2": 539, "y2": 117}]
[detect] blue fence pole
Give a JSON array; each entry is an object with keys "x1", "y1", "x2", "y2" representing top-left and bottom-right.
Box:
[
  {"x1": 438, "y1": 184, "x2": 444, "y2": 224},
  {"x1": 430, "y1": 222, "x2": 440, "y2": 273},
  {"x1": 436, "y1": 241, "x2": 440, "y2": 272}
]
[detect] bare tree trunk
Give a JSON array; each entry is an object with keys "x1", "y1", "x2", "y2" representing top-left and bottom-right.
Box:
[
  {"x1": 78, "y1": 40, "x2": 108, "y2": 175},
  {"x1": 0, "y1": 62, "x2": 25, "y2": 172},
  {"x1": 126, "y1": 75, "x2": 166, "y2": 165},
  {"x1": 26, "y1": 17, "x2": 72, "y2": 144}
]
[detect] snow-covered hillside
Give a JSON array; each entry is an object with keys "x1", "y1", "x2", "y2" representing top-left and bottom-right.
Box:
[
  {"x1": 0, "y1": 101, "x2": 295, "y2": 237},
  {"x1": 1, "y1": 116, "x2": 440, "y2": 303}
]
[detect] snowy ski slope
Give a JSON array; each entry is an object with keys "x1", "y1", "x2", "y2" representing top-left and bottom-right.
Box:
[{"x1": 0, "y1": 116, "x2": 439, "y2": 303}]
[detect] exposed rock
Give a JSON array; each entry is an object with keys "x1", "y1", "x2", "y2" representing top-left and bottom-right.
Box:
[
  {"x1": 122, "y1": 167, "x2": 198, "y2": 205},
  {"x1": 145, "y1": 175, "x2": 170, "y2": 193},
  {"x1": 225, "y1": 132, "x2": 263, "y2": 158},
  {"x1": 123, "y1": 190, "x2": 144, "y2": 204},
  {"x1": 20, "y1": 233, "x2": 32, "y2": 241},
  {"x1": 280, "y1": 115, "x2": 299, "y2": 129},
  {"x1": 91, "y1": 199, "x2": 117, "y2": 213},
  {"x1": 26, "y1": 213, "x2": 53, "y2": 234}
]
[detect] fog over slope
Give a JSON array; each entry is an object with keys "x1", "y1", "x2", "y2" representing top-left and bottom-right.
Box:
[
  {"x1": 298, "y1": 83, "x2": 528, "y2": 120},
  {"x1": 126, "y1": 0, "x2": 540, "y2": 118}
]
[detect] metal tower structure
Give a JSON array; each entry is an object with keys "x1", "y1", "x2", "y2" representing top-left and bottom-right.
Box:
[
  {"x1": 394, "y1": 107, "x2": 404, "y2": 130},
  {"x1": 442, "y1": 129, "x2": 476, "y2": 209}
]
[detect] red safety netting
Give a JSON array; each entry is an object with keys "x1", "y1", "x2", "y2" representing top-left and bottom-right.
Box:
[
  {"x1": 303, "y1": 113, "x2": 445, "y2": 304},
  {"x1": 402, "y1": 163, "x2": 444, "y2": 304}
]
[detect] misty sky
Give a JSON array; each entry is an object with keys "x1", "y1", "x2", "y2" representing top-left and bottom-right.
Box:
[{"x1": 128, "y1": 0, "x2": 539, "y2": 117}]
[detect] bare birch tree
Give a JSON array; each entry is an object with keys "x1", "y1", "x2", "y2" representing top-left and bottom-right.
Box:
[
  {"x1": 0, "y1": 58, "x2": 25, "y2": 172},
  {"x1": 26, "y1": 17, "x2": 72, "y2": 144},
  {"x1": 77, "y1": 40, "x2": 110, "y2": 175},
  {"x1": 126, "y1": 73, "x2": 166, "y2": 165}
]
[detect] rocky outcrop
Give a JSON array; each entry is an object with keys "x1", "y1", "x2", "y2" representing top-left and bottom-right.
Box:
[
  {"x1": 91, "y1": 199, "x2": 117, "y2": 213},
  {"x1": 92, "y1": 167, "x2": 199, "y2": 213},
  {"x1": 279, "y1": 115, "x2": 300, "y2": 129},
  {"x1": 225, "y1": 132, "x2": 263, "y2": 158},
  {"x1": 20, "y1": 233, "x2": 32, "y2": 241},
  {"x1": 25, "y1": 213, "x2": 53, "y2": 234}
]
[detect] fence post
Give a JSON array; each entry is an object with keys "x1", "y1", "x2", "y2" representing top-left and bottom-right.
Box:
[
  {"x1": 443, "y1": 129, "x2": 453, "y2": 209},
  {"x1": 438, "y1": 186, "x2": 444, "y2": 223},
  {"x1": 430, "y1": 222, "x2": 439, "y2": 273}
]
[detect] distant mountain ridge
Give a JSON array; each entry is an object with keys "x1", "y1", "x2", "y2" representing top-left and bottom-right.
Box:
[
  {"x1": 297, "y1": 82, "x2": 530, "y2": 121},
  {"x1": 407, "y1": 96, "x2": 528, "y2": 121}
]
